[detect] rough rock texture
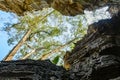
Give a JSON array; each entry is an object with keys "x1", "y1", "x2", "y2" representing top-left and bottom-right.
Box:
[
  {"x1": 0, "y1": 0, "x2": 49, "y2": 16},
  {"x1": 0, "y1": 60, "x2": 69, "y2": 80},
  {"x1": 0, "y1": 0, "x2": 119, "y2": 16},
  {"x1": 64, "y1": 12, "x2": 120, "y2": 80}
]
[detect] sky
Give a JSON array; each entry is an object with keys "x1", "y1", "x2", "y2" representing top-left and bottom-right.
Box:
[
  {"x1": 0, "y1": 10, "x2": 18, "y2": 60},
  {"x1": 0, "y1": 7, "x2": 111, "y2": 61},
  {"x1": 84, "y1": 6, "x2": 111, "y2": 24}
]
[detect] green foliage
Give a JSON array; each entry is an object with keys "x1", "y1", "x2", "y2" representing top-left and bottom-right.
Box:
[
  {"x1": 52, "y1": 55, "x2": 60, "y2": 64},
  {"x1": 49, "y1": 27, "x2": 61, "y2": 36},
  {"x1": 7, "y1": 38, "x2": 14, "y2": 45},
  {"x1": 4, "y1": 8, "x2": 87, "y2": 65}
]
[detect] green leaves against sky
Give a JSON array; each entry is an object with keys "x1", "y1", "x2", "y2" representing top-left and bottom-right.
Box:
[{"x1": 5, "y1": 8, "x2": 87, "y2": 65}]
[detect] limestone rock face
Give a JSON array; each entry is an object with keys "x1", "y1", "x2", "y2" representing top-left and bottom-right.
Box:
[
  {"x1": 65, "y1": 12, "x2": 120, "y2": 80},
  {"x1": 0, "y1": 0, "x2": 49, "y2": 15},
  {"x1": 0, "y1": 60, "x2": 68, "y2": 80},
  {"x1": 0, "y1": 0, "x2": 119, "y2": 16}
]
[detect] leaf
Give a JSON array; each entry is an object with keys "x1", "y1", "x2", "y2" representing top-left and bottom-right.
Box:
[
  {"x1": 49, "y1": 27, "x2": 61, "y2": 36},
  {"x1": 7, "y1": 38, "x2": 14, "y2": 45},
  {"x1": 70, "y1": 43, "x2": 75, "y2": 49},
  {"x1": 52, "y1": 55, "x2": 60, "y2": 64},
  {"x1": 42, "y1": 41, "x2": 51, "y2": 48}
]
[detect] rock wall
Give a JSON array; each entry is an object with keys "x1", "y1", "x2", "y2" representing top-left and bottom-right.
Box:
[
  {"x1": 0, "y1": 60, "x2": 68, "y2": 80},
  {"x1": 65, "y1": 12, "x2": 120, "y2": 80},
  {"x1": 0, "y1": 6, "x2": 120, "y2": 80},
  {"x1": 0, "y1": 0, "x2": 119, "y2": 16}
]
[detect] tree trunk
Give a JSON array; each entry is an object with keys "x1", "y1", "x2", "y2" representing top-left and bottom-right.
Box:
[
  {"x1": 3, "y1": 29, "x2": 31, "y2": 61},
  {"x1": 0, "y1": 0, "x2": 119, "y2": 16}
]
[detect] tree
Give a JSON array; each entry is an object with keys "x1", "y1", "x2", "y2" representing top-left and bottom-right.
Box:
[
  {"x1": 3, "y1": 9, "x2": 61, "y2": 61},
  {"x1": 3, "y1": 29, "x2": 31, "y2": 61},
  {"x1": 2, "y1": 8, "x2": 87, "y2": 67}
]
